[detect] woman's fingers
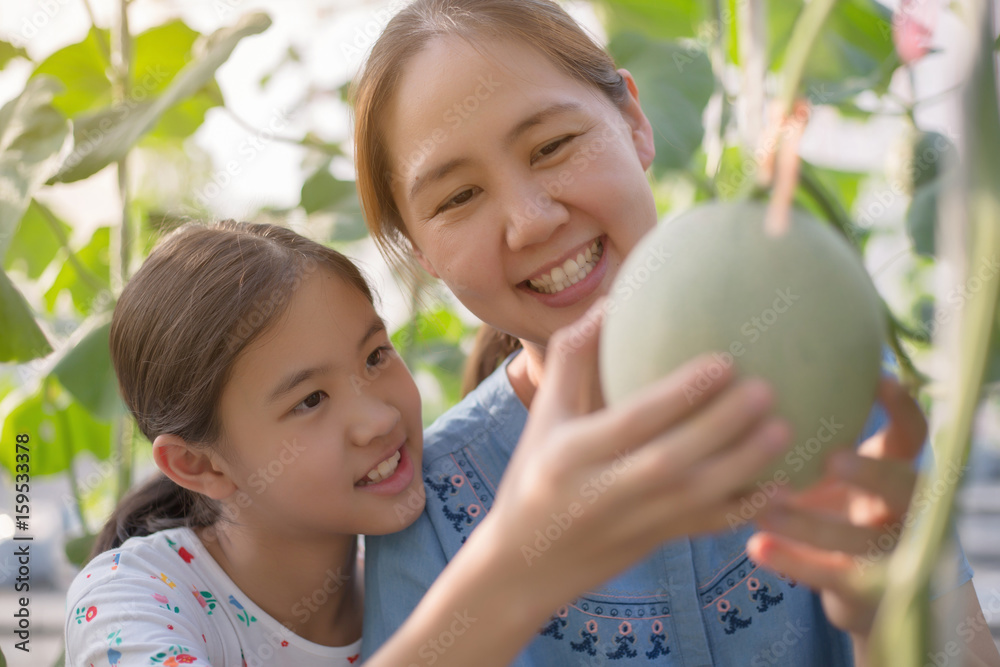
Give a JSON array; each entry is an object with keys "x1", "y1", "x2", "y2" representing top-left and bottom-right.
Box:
[
  {"x1": 568, "y1": 353, "x2": 739, "y2": 468},
  {"x1": 756, "y1": 503, "x2": 885, "y2": 554},
  {"x1": 532, "y1": 298, "x2": 607, "y2": 424},
  {"x1": 622, "y1": 376, "x2": 777, "y2": 488},
  {"x1": 677, "y1": 418, "x2": 792, "y2": 507},
  {"x1": 857, "y1": 376, "x2": 927, "y2": 461},
  {"x1": 827, "y1": 451, "x2": 915, "y2": 518},
  {"x1": 747, "y1": 531, "x2": 857, "y2": 595}
]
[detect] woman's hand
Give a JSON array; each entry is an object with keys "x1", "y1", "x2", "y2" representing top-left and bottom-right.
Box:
[
  {"x1": 368, "y1": 302, "x2": 794, "y2": 667},
  {"x1": 747, "y1": 377, "x2": 924, "y2": 639},
  {"x1": 479, "y1": 299, "x2": 794, "y2": 614}
]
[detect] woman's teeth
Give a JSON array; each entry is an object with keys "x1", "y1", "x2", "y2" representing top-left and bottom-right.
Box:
[
  {"x1": 358, "y1": 450, "x2": 401, "y2": 486},
  {"x1": 528, "y1": 240, "x2": 603, "y2": 294}
]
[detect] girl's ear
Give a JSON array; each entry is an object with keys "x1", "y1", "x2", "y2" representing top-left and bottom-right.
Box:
[
  {"x1": 410, "y1": 242, "x2": 441, "y2": 279},
  {"x1": 617, "y1": 68, "x2": 656, "y2": 171},
  {"x1": 152, "y1": 434, "x2": 237, "y2": 501}
]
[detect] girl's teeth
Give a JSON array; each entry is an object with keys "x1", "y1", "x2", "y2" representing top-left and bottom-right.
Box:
[
  {"x1": 360, "y1": 450, "x2": 402, "y2": 486},
  {"x1": 528, "y1": 240, "x2": 603, "y2": 294}
]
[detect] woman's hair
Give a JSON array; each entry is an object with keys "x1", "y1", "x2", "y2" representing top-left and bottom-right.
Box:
[
  {"x1": 351, "y1": 0, "x2": 628, "y2": 394},
  {"x1": 93, "y1": 221, "x2": 373, "y2": 557}
]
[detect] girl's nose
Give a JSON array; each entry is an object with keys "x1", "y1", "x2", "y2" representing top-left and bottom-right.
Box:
[
  {"x1": 504, "y1": 179, "x2": 570, "y2": 252},
  {"x1": 347, "y1": 392, "x2": 401, "y2": 448}
]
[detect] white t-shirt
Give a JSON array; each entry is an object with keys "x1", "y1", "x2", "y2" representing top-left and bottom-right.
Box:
[{"x1": 64, "y1": 526, "x2": 363, "y2": 667}]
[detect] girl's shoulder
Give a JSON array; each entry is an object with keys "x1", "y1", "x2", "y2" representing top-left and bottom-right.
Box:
[{"x1": 67, "y1": 526, "x2": 206, "y2": 606}]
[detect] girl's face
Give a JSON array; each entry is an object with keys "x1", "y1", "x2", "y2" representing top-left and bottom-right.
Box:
[
  {"x1": 214, "y1": 268, "x2": 424, "y2": 537},
  {"x1": 385, "y1": 36, "x2": 657, "y2": 347}
]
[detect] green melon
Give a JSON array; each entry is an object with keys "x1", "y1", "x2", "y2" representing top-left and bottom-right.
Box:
[{"x1": 599, "y1": 200, "x2": 886, "y2": 490}]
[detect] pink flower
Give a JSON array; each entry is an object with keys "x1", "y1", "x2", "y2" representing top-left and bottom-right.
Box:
[{"x1": 892, "y1": 0, "x2": 938, "y2": 64}]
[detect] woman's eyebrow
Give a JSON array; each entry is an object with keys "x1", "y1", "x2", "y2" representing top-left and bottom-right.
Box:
[
  {"x1": 503, "y1": 101, "x2": 583, "y2": 149},
  {"x1": 408, "y1": 101, "x2": 584, "y2": 201}
]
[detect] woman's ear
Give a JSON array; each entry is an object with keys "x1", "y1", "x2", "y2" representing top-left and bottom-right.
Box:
[
  {"x1": 617, "y1": 68, "x2": 656, "y2": 171},
  {"x1": 152, "y1": 434, "x2": 237, "y2": 501}
]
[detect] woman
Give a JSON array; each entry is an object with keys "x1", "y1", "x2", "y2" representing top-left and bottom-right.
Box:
[{"x1": 351, "y1": 1, "x2": 994, "y2": 665}]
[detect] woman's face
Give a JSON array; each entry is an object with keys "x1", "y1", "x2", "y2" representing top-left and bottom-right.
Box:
[
  {"x1": 385, "y1": 36, "x2": 658, "y2": 348},
  {"x1": 214, "y1": 268, "x2": 425, "y2": 538}
]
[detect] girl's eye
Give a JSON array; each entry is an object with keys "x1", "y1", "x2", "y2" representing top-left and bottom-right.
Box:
[
  {"x1": 436, "y1": 187, "x2": 480, "y2": 215},
  {"x1": 532, "y1": 136, "x2": 575, "y2": 164},
  {"x1": 366, "y1": 345, "x2": 395, "y2": 370},
  {"x1": 292, "y1": 391, "x2": 326, "y2": 415}
]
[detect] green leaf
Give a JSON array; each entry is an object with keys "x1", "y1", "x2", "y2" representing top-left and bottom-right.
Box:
[
  {"x1": 301, "y1": 165, "x2": 369, "y2": 242},
  {"x1": 31, "y1": 28, "x2": 112, "y2": 118},
  {"x1": 772, "y1": 0, "x2": 900, "y2": 103},
  {"x1": 132, "y1": 20, "x2": 223, "y2": 142},
  {"x1": 51, "y1": 317, "x2": 120, "y2": 420},
  {"x1": 594, "y1": 0, "x2": 707, "y2": 41},
  {"x1": 0, "y1": 77, "x2": 72, "y2": 260},
  {"x1": 607, "y1": 33, "x2": 714, "y2": 174},
  {"x1": 0, "y1": 269, "x2": 51, "y2": 362},
  {"x1": 301, "y1": 166, "x2": 354, "y2": 214},
  {"x1": 53, "y1": 12, "x2": 271, "y2": 183},
  {"x1": 65, "y1": 533, "x2": 98, "y2": 567},
  {"x1": 906, "y1": 180, "x2": 940, "y2": 257},
  {"x1": 44, "y1": 226, "x2": 111, "y2": 315},
  {"x1": 902, "y1": 131, "x2": 956, "y2": 258},
  {"x1": 0, "y1": 380, "x2": 112, "y2": 477},
  {"x1": 0, "y1": 40, "x2": 28, "y2": 69},
  {"x1": 3, "y1": 200, "x2": 68, "y2": 279}
]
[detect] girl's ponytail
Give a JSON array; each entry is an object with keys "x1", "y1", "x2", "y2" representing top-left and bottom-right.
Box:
[
  {"x1": 461, "y1": 325, "x2": 522, "y2": 397},
  {"x1": 90, "y1": 473, "x2": 218, "y2": 558}
]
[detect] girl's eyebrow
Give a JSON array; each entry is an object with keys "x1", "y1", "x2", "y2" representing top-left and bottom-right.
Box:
[
  {"x1": 407, "y1": 101, "x2": 584, "y2": 201},
  {"x1": 266, "y1": 317, "x2": 385, "y2": 404}
]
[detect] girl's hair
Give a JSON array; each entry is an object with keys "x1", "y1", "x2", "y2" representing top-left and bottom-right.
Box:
[
  {"x1": 351, "y1": 0, "x2": 628, "y2": 394},
  {"x1": 93, "y1": 221, "x2": 373, "y2": 557}
]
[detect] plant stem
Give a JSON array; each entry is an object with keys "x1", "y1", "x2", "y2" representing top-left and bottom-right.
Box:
[
  {"x1": 778, "y1": 0, "x2": 837, "y2": 116},
  {"x1": 704, "y1": 0, "x2": 727, "y2": 179},
  {"x1": 34, "y1": 201, "x2": 107, "y2": 295},
  {"x1": 111, "y1": 0, "x2": 133, "y2": 503},
  {"x1": 80, "y1": 0, "x2": 112, "y2": 66}
]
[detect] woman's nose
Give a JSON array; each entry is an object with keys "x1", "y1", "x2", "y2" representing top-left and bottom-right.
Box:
[{"x1": 503, "y1": 179, "x2": 570, "y2": 252}]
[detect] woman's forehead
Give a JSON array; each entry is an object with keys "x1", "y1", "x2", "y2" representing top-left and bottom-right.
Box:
[{"x1": 384, "y1": 36, "x2": 610, "y2": 182}]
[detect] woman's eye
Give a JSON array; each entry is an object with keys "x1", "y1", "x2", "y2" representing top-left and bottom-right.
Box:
[
  {"x1": 533, "y1": 136, "x2": 574, "y2": 163},
  {"x1": 436, "y1": 187, "x2": 479, "y2": 215},
  {"x1": 366, "y1": 345, "x2": 395, "y2": 370},
  {"x1": 293, "y1": 391, "x2": 326, "y2": 415}
]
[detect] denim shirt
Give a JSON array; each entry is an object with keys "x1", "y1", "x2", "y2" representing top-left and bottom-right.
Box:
[{"x1": 362, "y1": 353, "x2": 973, "y2": 666}]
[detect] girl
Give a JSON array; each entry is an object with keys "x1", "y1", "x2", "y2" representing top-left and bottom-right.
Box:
[
  {"x1": 352, "y1": 0, "x2": 996, "y2": 665},
  {"x1": 65, "y1": 221, "x2": 790, "y2": 666}
]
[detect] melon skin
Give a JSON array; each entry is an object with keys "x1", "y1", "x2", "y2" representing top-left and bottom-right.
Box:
[{"x1": 599, "y1": 201, "x2": 886, "y2": 491}]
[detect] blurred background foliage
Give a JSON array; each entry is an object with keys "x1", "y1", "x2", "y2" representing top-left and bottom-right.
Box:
[{"x1": 0, "y1": 0, "x2": 992, "y2": 595}]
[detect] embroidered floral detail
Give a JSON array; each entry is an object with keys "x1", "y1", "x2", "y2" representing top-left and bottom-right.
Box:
[
  {"x1": 570, "y1": 619, "x2": 600, "y2": 656},
  {"x1": 717, "y1": 599, "x2": 753, "y2": 635},
  {"x1": 111, "y1": 553, "x2": 121, "y2": 571},
  {"x1": 74, "y1": 606, "x2": 94, "y2": 624},
  {"x1": 749, "y1": 579, "x2": 784, "y2": 613},
  {"x1": 281, "y1": 640, "x2": 289, "y2": 647},
  {"x1": 539, "y1": 615, "x2": 567, "y2": 640},
  {"x1": 228, "y1": 594, "x2": 257, "y2": 626},
  {"x1": 425, "y1": 475, "x2": 475, "y2": 542},
  {"x1": 606, "y1": 622, "x2": 638, "y2": 660},
  {"x1": 646, "y1": 620, "x2": 670, "y2": 659}
]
